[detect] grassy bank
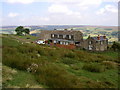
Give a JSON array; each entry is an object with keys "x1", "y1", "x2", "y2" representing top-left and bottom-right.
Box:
[{"x1": 2, "y1": 34, "x2": 119, "y2": 88}]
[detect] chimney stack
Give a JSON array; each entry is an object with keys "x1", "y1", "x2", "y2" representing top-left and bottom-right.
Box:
[
  {"x1": 97, "y1": 35, "x2": 100, "y2": 40},
  {"x1": 103, "y1": 34, "x2": 106, "y2": 39}
]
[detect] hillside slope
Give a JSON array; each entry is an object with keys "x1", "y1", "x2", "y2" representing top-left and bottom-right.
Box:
[{"x1": 2, "y1": 34, "x2": 119, "y2": 88}]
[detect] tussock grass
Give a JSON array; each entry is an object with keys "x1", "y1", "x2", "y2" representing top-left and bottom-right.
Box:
[
  {"x1": 2, "y1": 35, "x2": 119, "y2": 88},
  {"x1": 82, "y1": 63, "x2": 105, "y2": 73}
]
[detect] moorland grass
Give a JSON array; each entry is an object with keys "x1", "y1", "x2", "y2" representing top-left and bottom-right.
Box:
[{"x1": 2, "y1": 35, "x2": 119, "y2": 88}]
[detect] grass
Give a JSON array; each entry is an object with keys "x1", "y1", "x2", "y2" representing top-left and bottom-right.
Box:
[
  {"x1": 67, "y1": 67, "x2": 118, "y2": 87},
  {"x1": 93, "y1": 51, "x2": 118, "y2": 58},
  {"x1": 16, "y1": 35, "x2": 39, "y2": 41},
  {"x1": 2, "y1": 34, "x2": 119, "y2": 88},
  {"x1": 82, "y1": 63, "x2": 105, "y2": 73},
  {"x1": 2, "y1": 65, "x2": 44, "y2": 88}
]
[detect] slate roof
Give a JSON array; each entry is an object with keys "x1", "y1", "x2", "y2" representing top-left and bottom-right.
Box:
[{"x1": 51, "y1": 30, "x2": 82, "y2": 35}]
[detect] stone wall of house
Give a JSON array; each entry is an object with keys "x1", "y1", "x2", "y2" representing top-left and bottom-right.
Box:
[
  {"x1": 74, "y1": 31, "x2": 83, "y2": 41},
  {"x1": 39, "y1": 30, "x2": 53, "y2": 40},
  {"x1": 39, "y1": 30, "x2": 83, "y2": 42},
  {"x1": 95, "y1": 41, "x2": 108, "y2": 51},
  {"x1": 81, "y1": 37, "x2": 108, "y2": 51},
  {"x1": 81, "y1": 38, "x2": 96, "y2": 50}
]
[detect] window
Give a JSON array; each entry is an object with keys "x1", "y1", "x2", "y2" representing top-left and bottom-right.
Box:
[
  {"x1": 89, "y1": 41, "x2": 92, "y2": 44},
  {"x1": 54, "y1": 34, "x2": 57, "y2": 38},
  {"x1": 66, "y1": 35, "x2": 69, "y2": 39},
  {"x1": 69, "y1": 35, "x2": 71, "y2": 39},
  {"x1": 66, "y1": 42, "x2": 68, "y2": 45},
  {"x1": 54, "y1": 40, "x2": 56, "y2": 43},
  {"x1": 88, "y1": 45, "x2": 93, "y2": 50},
  {"x1": 58, "y1": 41, "x2": 60, "y2": 44},
  {"x1": 100, "y1": 41, "x2": 103, "y2": 45},
  {"x1": 59, "y1": 35, "x2": 63, "y2": 39},
  {"x1": 71, "y1": 35, "x2": 74, "y2": 40},
  {"x1": 63, "y1": 35, "x2": 66, "y2": 38},
  {"x1": 60, "y1": 41, "x2": 62, "y2": 44},
  {"x1": 51, "y1": 34, "x2": 54, "y2": 38}
]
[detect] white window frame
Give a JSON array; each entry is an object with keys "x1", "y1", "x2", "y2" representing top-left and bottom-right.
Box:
[
  {"x1": 63, "y1": 35, "x2": 66, "y2": 38},
  {"x1": 66, "y1": 42, "x2": 68, "y2": 45},
  {"x1": 58, "y1": 34, "x2": 59, "y2": 38},
  {"x1": 52, "y1": 34, "x2": 54, "y2": 37},
  {"x1": 69, "y1": 35, "x2": 71, "y2": 39},
  {"x1": 88, "y1": 45, "x2": 93, "y2": 50},
  {"x1": 54, "y1": 40, "x2": 56, "y2": 43},
  {"x1": 89, "y1": 41, "x2": 92, "y2": 44},
  {"x1": 60, "y1": 41, "x2": 62, "y2": 44}
]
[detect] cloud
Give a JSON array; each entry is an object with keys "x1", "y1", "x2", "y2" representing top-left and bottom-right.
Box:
[
  {"x1": 78, "y1": 0, "x2": 102, "y2": 6},
  {"x1": 48, "y1": 4, "x2": 71, "y2": 14},
  {"x1": 96, "y1": 5, "x2": 118, "y2": 15},
  {"x1": 48, "y1": 4, "x2": 81, "y2": 17},
  {"x1": 2, "y1": 0, "x2": 118, "y2": 26},
  {"x1": 20, "y1": 17, "x2": 50, "y2": 23},
  {"x1": 8, "y1": 12, "x2": 19, "y2": 17},
  {"x1": 5, "y1": 0, "x2": 119, "y2": 4},
  {"x1": 39, "y1": 17, "x2": 50, "y2": 21},
  {"x1": 6, "y1": 0, "x2": 35, "y2": 4}
]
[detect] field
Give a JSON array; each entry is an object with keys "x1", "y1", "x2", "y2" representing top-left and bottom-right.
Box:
[{"x1": 2, "y1": 34, "x2": 119, "y2": 88}]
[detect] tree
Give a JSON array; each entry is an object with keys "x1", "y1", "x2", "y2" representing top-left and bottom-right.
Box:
[
  {"x1": 15, "y1": 26, "x2": 30, "y2": 35},
  {"x1": 111, "y1": 41, "x2": 120, "y2": 51},
  {"x1": 24, "y1": 28, "x2": 30, "y2": 35},
  {"x1": 15, "y1": 26, "x2": 24, "y2": 35}
]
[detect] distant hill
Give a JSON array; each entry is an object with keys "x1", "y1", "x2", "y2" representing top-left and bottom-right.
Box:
[{"x1": 1, "y1": 25, "x2": 118, "y2": 42}]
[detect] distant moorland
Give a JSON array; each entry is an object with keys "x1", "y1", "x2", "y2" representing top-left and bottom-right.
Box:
[{"x1": 1, "y1": 25, "x2": 118, "y2": 42}]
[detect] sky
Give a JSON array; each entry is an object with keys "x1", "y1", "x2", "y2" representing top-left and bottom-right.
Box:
[{"x1": 1, "y1": 0, "x2": 119, "y2": 26}]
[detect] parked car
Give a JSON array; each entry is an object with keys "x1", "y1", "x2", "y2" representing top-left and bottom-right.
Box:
[{"x1": 36, "y1": 40, "x2": 45, "y2": 44}]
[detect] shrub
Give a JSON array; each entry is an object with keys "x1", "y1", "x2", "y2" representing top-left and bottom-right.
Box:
[
  {"x1": 37, "y1": 48, "x2": 48, "y2": 56},
  {"x1": 64, "y1": 52, "x2": 76, "y2": 58},
  {"x1": 70, "y1": 65, "x2": 80, "y2": 70},
  {"x1": 35, "y1": 63, "x2": 81, "y2": 88},
  {"x1": 102, "y1": 61, "x2": 117, "y2": 69},
  {"x1": 82, "y1": 63, "x2": 105, "y2": 73},
  {"x1": 61, "y1": 58, "x2": 78, "y2": 65}
]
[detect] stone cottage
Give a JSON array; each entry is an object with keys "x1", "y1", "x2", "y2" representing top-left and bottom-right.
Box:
[
  {"x1": 49, "y1": 30, "x2": 83, "y2": 44},
  {"x1": 39, "y1": 29, "x2": 83, "y2": 49},
  {"x1": 38, "y1": 29, "x2": 108, "y2": 51},
  {"x1": 82, "y1": 35, "x2": 108, "y2": 51}
]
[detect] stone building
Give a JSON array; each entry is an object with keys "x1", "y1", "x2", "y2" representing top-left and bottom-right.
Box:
[
  {"x1": 38, "y1": 29, "x2": 108, "y2": 51},
  {"x1": 39, "y1": 30, "x2": 83, "y2": 45},
  {"x1": 49, "y1": 30, "x2": 83, "y2": 45},
  {"x1": 82, "y1": 35, "x2": 108, "y2": 51}
]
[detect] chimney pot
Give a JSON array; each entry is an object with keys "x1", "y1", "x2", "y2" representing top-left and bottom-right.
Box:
[
  {"x1": 103, "y1": 34, "x2": 106, "y2": 39},
  {"x1": 97, "y1": 35, "x2": 100, "y2": 40}
]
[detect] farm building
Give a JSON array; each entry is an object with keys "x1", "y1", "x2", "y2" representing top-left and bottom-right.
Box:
[
  {"x1": 39, "y1": 29, "x2": 83, "y2": 49},
  {"x1": 81, "y1": 35, "x2": 108, "y2": 51},
  {"x1": 38, "y1": 29, "x2": 108, "y2": 51}
]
